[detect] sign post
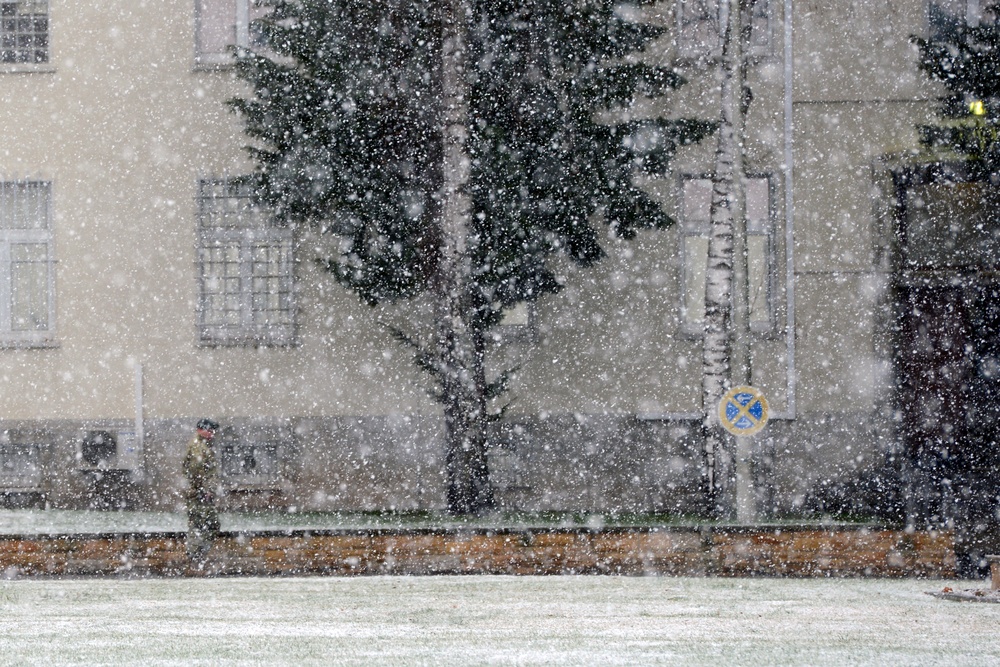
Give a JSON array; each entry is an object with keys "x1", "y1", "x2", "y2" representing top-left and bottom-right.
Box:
[
  {"x1": 718, "y1": 386, "x2": 769, "y2": 522},
  {"x1": 718, "y1": 386, "x2": 769, "y2": 437}
]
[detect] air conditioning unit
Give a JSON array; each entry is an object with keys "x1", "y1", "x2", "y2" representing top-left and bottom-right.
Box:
[{"x1": 79, "y1": 430, "x2": 143, "y2": 472}]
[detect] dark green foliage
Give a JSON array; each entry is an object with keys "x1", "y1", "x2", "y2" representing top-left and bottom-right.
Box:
[
  {"x1": 229, "y1": 0, "x2": 711, "y2": 514},
  {"x1": 467, "y1": 0, "x2": 712, "y2": 326},
  {"x1": 912, "y1": 2, "x2": 1000, "y2": 170},
  {"x1": 230, "y1": 0, "x2": 441, "y2": 305},
  {"x1": 230, "y1": 0, "x2": 711, "y2": 319}
]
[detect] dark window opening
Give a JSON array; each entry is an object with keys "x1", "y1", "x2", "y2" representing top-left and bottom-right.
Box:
[{"x1": 81, "y1": 430, "x2": 117, "y2": 467}]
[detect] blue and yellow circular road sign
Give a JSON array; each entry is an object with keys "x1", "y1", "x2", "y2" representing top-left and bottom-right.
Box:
[{"x1": 718, "y1": 386, "x2": 769, "y2": 437}]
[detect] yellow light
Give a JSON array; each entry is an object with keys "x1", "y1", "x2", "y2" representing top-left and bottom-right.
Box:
[{"x1": 970, "y1": 100, "x2": 987, "y2": 116}]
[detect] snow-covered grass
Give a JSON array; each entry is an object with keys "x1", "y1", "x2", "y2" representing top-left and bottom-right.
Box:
[
  {"x1": 0, "y1": 509, "x2": 878, "y2": 535},
  {"x1": 0, "y1": 576, "x2": 995, "y2": 666},
  {"x1": 0, "y1": 509, "x2": 185, "y2": 534}
]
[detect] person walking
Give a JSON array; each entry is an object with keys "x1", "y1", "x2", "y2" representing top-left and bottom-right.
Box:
[{"x1": 184, "y1": 418, "x2": 221, "y2": 566}]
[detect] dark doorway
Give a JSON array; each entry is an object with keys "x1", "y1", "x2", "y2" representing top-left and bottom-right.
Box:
[
  {"x1": 81, "y1": 430, "x2": 116, "y2": 467},
  {"x1": 897, "y1": 282, "x2": 1000, "y2": 574},
  {"x1": 894, "y1": 166, "x2": 1000, "y2": 576}
]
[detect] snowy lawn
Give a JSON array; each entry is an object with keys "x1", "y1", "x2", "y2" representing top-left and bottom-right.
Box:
[
  {"x1": 0, "y1": 576, "x2": 995, "y2": 666},
  {"x1": 0, "y1": 509, "x2": 875, "y2": 534},
  {"x1": 0, "y1": 509, "x2": 655, "y2": 534}
]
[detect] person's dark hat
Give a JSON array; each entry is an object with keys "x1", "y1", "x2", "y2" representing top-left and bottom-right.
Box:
[{"x1": 196, "y1": 418, "x2": 220, "y2": 432}]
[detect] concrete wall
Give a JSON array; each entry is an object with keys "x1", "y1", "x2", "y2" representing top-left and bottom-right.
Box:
[{"x1": 0, "y1": 1, "x2": 953, "y2": 517}]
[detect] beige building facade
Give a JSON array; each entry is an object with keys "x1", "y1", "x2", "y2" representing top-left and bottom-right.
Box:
[{"x1": 0, "y1": 0, "x2": 986, "y2": 546}]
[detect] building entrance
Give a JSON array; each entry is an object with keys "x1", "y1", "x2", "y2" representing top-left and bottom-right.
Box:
[
  {"x1": 897, "y1": 281, "x2": 1000, "y2": 575},
  {"x1": 894, "y1": 167, "x2": 1000, "y2": 575}
]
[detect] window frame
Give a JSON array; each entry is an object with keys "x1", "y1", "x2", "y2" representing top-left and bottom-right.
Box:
[
  {"x1": 0, "y1": 439, "x2": 41, "y2": 491},
  {"x1": 676, "y1": 0, "x2": 772, "y2": 61},
  {"x1": 929, "y1": 0, "x2": 983, "y2": 34},
  {"x1": 678, "y1": 173, "x2": 776, "y2": 336},
  {"x1": 495, "y1": 300, "x2": 539, "y2": 344},
  {"x1": 927, "y1": 1, "x2": 999, "y2": 43},
  {"x1": 194, "y1": 0, "x2": 270, "y2": 69},
  {"x1": 747, "y1": 0, "x2": 773, "y2": 57},
  {"x1": 676, "y1": 0, "x2": 720, "y2": 60},
  {"x1": 214, "y1": 424, "x2": 289, "y2": 491},
  {"x1": 196, "y1": 177, "x2": 296, "y2": 348},
  {"x1": 0, "y1": 0, "x2": 51, "y2": 72},
  {"x1": 0, "y1": 180, "x2": 56, "y2": 348},
  {"x1": 220, "y1": 438, "x2": 282, "y2": 487}
]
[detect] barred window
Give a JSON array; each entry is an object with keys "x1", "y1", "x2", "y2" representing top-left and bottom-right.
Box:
[
  {"x1": 195, "y1": 0, "x2": 270, "y2": 68},
  {"x1": 0, "y1": 0, "x2": 47, "y2": 65},
  {"x1": 0, "y1": 181, "x2": 54, "y2": 345},
  {"x1": 680, "y1": 176, "x2": 774, "y2": 330},
  {"x1": 197, "y1": 178, "x2": 295, "y2": 346}
]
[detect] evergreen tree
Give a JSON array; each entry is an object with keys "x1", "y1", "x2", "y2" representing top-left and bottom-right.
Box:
[
  {"x1": 912, "y1": 2, "x2": 1000, "y2": 172},
  {"x1": 229, "y1": 0, "x2": 712, "y2": 514}
]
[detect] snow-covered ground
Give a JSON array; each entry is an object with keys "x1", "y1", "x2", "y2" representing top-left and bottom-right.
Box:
[
  {"x1": 0, "y1": 509, "x2": 186, "y2": 534},
  {"x1": 0, "y1": 508, "x2": 630, "y2": 534},
  {"x1": 0, "y1": 576, "x2": 995, "y2": 666},
  {"x1": 0, "y1": 508, "x2": 637, "y2": 534},
  {"x1": 0, "y1": 509, "x2": 875, "y2": 534}
]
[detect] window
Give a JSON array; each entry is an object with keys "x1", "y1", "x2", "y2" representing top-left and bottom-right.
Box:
[
  {"x1": 0, "y1": 440, "x2": 41, "y2": 490},
  {"x1": 195, "y1": 0, "x2": 270, "y2": 67},
  {"x1": 197, "y1": 178, "x2": 295, "y2": 346},
  {"x1": 500, "y1": 302, "x2": 531, "y2": 327},
  {"x1": 0, "y1": 181, "x2": 54, "y2": 345},
  {"x1": 747, "y1": 0, "x2": 772, "y2": 55},
  {"x1": 493, "y1": 301, "x2": 539, "y2": 344},
  {"x1": 0, "y1": 0, "x2": 47, "y2": 65},
  {"x1": 488, "y1": 443, "x2": 527, "y2": 495},
  {"x1": 676, "y1": 0, "x2": 771, "y2": 59},
  {"x1": 930, "y1": 0, "x2": 983, "y2": 37},
  {"x1": 677, "y1": 0, "x2": 719, "y2": 59},
  {"x1": 929, "y1": 1, "x2": 998, "y2": 40},
  {"x1": 80, "y1": 431, "x2": 117, "y2": 468},
  {"x1": 220, "y1": 439, "x2": 281, "y2": 486},
  {"x1": 680, "y1": 176, "x2": 773, "y2": 331}
]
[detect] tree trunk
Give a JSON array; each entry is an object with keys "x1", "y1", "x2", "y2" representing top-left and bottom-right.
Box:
[
  {"x1": 437, "y1": 0, "x2": 493, "y2": 515},
  {"x1": 702, "y1": 0, "x2": 752, "y2": 520}
]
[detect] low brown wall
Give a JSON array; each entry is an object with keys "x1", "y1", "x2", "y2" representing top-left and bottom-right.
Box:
[{"x1": 0, "y1": 526, "x2": 955, "y2": 578}]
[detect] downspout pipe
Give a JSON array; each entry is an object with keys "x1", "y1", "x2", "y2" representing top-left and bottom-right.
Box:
[
  {"x1": 781, "y1": 0, "x2": 796, "y2": 419},
  {"x1": 135, "y1": 363, "x2": 143, "y2": 450}
]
